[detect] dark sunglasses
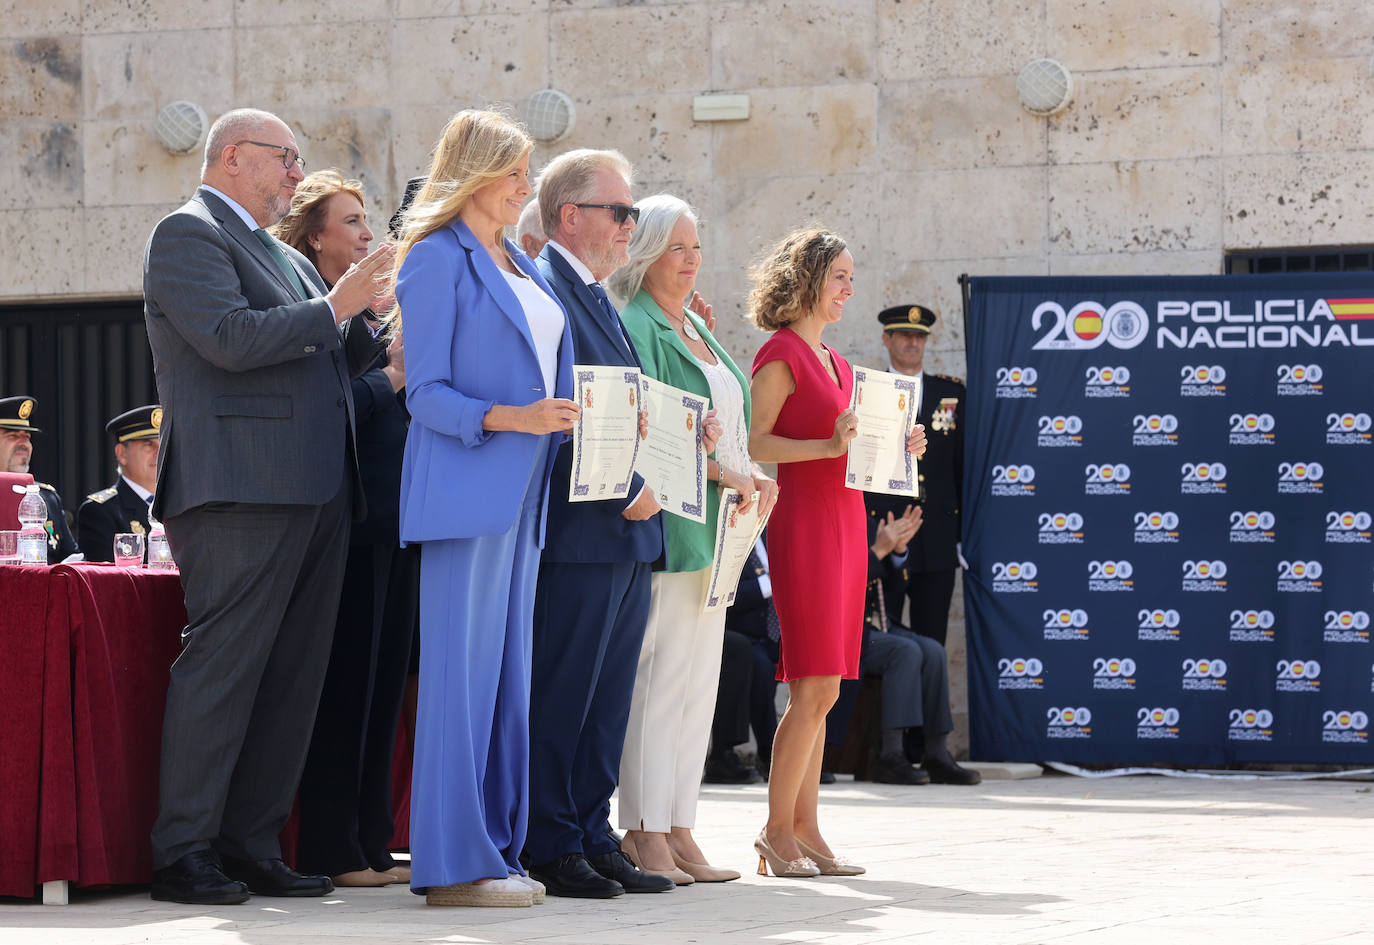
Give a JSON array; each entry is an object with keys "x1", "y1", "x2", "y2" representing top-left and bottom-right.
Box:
[
  {"x1": 236, "y1": 140, "x2": 306, "y2": 171},
  {"x1": 573, "y1": 203, "x2": 640, "y2": 225}
]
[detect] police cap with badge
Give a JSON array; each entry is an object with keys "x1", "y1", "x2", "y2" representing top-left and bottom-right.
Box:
[
  {"x1": 107, "y1": 404, "x2": 163, "y2": 443},
  {"x1": 878, "y1": 304, "x2": 937, "y2": 335},
  {"x1": 0, "y1": 395, "x2": 42, "y2": 433}
]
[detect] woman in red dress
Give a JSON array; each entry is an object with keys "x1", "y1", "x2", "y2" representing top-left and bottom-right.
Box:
[{"x1": 747, "y1": 229, "x2": 925, "y2": 878}]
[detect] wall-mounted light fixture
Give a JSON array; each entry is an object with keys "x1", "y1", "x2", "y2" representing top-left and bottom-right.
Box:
[
  {"x1": 154, "y1": 100, "x2": 208, "y2": 154},
  {"x1": 525, "y1": 89, "x2": 576, "y2": 143},
  {"x1": 1016, "y1": 59, "x2": 1074, "y2": 116}
]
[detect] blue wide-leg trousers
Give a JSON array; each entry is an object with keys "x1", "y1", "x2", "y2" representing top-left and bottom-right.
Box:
[{"x1": 409, "y1": 440, "x2": 548, "y2": 891}]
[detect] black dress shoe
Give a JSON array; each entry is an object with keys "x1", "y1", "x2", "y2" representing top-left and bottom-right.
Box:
[
  {"x1": 703, "y1": 752, "x2": 763, "y2": 784},
  {"x1": 819, "y1": 770, "x2": 836, "y2": 785},
  {"x1": 529, "y1": 853, "x2": 624, "y2": 899},
  {"x1": 923, "y1": 754, "x2": 982, "y2": 785},
  {"x1": 872, "y1": 752, "x2": 932, "y2": 785},
  {"x1": 588, "y1": 849, "x2": 675, "y2": 893},
  {"x1": 220, "y1": 855, "x2": 334, "y2": 897},
  {"x1": 151, "y1": 850, "x2": 250, "y2": 905}
]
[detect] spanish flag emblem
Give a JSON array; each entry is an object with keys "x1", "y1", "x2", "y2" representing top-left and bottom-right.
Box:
[{"x1": 1328, "y1": 298, "x2": 1374, "y2": 320}]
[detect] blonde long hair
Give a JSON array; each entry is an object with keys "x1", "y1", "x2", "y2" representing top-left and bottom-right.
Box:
[{"x1": 386, "y1": 108, "x2": 533, "y2": 337}]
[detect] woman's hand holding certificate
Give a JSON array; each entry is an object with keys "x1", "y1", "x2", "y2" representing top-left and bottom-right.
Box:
[
  {"x1": 844, "y1": 366, "x2": 922, "y2": 497},
  {"x1": 702, "y1": 488, "x2": 771, "y2": 613},
  {"x1": 635, "y1": 375, "x2": 709, "y2": 523},
  {"x1": 569, "y1": 364, "x2": 642, "y2": 502}
]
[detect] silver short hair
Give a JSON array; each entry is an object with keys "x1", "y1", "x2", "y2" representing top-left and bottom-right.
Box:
[
  {"x1": 607, "y1": 194, "x2": 698, "y2": 305},
  {"x1": 516, "y1": 196, "x2": 544, "y2": 244},
  {"x1": 202, "y1": 107, "x2": 283, "y2": 179},
  {"x1": 534, "y1": 148, "x2": 634, "y2": 240}
]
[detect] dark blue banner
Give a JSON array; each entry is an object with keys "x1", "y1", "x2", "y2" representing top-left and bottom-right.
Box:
[{"x1": 963, "y1": 274, "x2": 1374, "y2": 765}]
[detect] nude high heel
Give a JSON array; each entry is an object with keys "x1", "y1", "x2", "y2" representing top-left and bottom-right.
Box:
[
  {"x1": 622, "y1": 833, "x2": 695, "y2": 886},
  {"x1": 753, "y1": 828, "x2": 819, "y2": 878},
  {"x1": 670, "y1": 849, "x2": 740, "y2": 883},
  {"x1": 796, "y1": 838, "x2": 865, "y2": 876}
]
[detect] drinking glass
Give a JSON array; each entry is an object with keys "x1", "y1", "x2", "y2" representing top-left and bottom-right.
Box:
[{"x1": 113, "y1": 533, "x2": 145, "y2": 568}]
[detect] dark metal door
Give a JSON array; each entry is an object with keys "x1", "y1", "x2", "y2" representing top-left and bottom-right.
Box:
[{"x1": 0, "y1": 300, "x2": 155, "y2": 513}]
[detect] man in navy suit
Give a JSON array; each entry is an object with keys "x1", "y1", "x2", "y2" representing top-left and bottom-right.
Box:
[{"x1": 525, "y1": 149, "x2": 673, "y2": 898}]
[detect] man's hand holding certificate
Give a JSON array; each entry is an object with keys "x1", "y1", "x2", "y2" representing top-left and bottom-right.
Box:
[
  {"x1": 569, "y1": 365, "x2": 642, "y2": 502},
  {"x1": 702, "y1": 488, "x2": 770, "y2": 613},
  {"x1": 635, "y1": 375, "x2": 709, "y2": 522},
  {"x1": 844, "y1": 367, "x2": 923, "y2": 497}
]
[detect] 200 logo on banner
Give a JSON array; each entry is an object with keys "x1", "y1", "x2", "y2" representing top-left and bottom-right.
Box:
[
  {"x1": 1324, "y1": 610, "x2": 1370, "y2": 644},
  {"x1": 1230, "y1": 609, "x2": 1275, "y2": 643},
  {"x1": 1228, "y1": 708, "x2": 1274, "y2": 742},
  {"x1": 1137, "y1": 706, "x2": 1181, "y2": 740},
  {"x1": 1276, "y1": 659, "x2": 1321, "y2": 692},
  {"x1": 1322, "y1": 710, "x2": 1369, "y2": 744},
  {"x1": 1182, "y1": 559, "x2": 1227, "y2": 592},
  {"x1": 1046, "y1": 706, "x2": 1092, "y2": 739}
]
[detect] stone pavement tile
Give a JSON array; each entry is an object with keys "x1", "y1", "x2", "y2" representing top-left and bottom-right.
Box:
[{"x1": 2, "y1": 773, "x2": 1369, "y2": 944}]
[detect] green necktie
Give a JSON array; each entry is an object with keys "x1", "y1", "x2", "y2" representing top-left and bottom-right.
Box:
[{"x1": 254, "y1": 228, "x2": 309, "y2": 299}]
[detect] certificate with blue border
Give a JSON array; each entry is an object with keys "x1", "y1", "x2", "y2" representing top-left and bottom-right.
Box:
[
  {"x1": 703, "y1": 488, "x2": 770, "y2": 613},
  {"x1": 569, "y1": 364, "x2": 641, "y2": 503},
  {"x1": 845, "y1": 366, "x2": 920, "y2": 497},
  {"x1": 635, "y1": 375, "x2": 708, "y2": 523}
]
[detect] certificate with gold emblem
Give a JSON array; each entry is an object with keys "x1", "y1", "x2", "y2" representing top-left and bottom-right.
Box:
[
  {"x1": 844, "y1": 366, "x2": 921, "y2": 497},
  {"x1": 569, "y1": 364, "x2": 642, "y2": 503},
  {"x1": 635, "y1": 374, "x2": 708, "y2": 523},
  {"x1": 702, "y1": 488, "x2": 770, "y2": 613}
]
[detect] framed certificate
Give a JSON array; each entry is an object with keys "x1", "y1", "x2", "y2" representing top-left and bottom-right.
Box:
[
  {"x1": 635, "y1": 375, "x2": 708, "y2": 523},
  {"x1": 845, "y1": 366, "x2": 921, "y2": 497},
  {"x1": 569, "y1": 365, "x2": 641, "y2": 503},
  {"x1": 702, "y1": 488, "x2": 770, "y2": 613}
]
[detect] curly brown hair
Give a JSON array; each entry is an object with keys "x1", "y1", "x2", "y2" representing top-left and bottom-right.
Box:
[
  {"x1": 270, "y1": 169, "x2": 365, "y2": 270},
  {"x1": 746, "y1": 228, "x2": 849, "y2": 331}
]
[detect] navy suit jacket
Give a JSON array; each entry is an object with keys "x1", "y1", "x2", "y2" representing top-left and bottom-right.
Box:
[
  {"x1": 397, "y1": 220, "x2": 573, "y2": 544},
  {"x1": 536, "y1": 246, "x2": 663, "y2": 565}
]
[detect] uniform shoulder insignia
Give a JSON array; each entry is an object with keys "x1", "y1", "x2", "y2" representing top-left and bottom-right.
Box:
[
  {"x1": 38, "y1": 481, "x2": 59, "y2": 493},
  {"x1": 934, "y1": 373, "x2": 965, "y2": 387},
  {"x1": 86, "y1": 486, "x2": 119, "y2": 503}
]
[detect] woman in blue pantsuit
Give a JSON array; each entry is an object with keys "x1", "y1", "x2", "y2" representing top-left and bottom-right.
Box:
[{"x1": 392, "y1": 109, "x2": 578, "y2": 908}]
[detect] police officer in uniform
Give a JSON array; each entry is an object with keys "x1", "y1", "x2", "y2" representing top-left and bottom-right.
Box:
[
  {"x1": 866, "y1": 305, "x2": 964, "y2": 648},
  {"x1": 0, "y1": 394, "x2": 79, "y2": 563},
  {"x1": 77, "y1": 405, "x2": 162, "y2": 563}
]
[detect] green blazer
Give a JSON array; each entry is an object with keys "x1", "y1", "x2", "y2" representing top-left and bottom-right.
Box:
[{"x1": 619, "y1": 289, "x2": 752, "y2": 573}]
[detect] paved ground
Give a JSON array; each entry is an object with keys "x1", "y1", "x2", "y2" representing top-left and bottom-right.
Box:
[{"x1": 3, "y1": 770, "x2": 1370, "y2": 944}]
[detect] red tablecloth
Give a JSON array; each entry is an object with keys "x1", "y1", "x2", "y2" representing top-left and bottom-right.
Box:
[
  {"x1": 0, "y1": 562, "x2": 414, "y2": 899},
  {"x1": 0, "y1": 563, "x2": 185, "y2": 898}
]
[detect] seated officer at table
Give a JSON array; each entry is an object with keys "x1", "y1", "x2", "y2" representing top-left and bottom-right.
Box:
[
  {"x1": 0, "y1": 394, "x2": 78, "y2": 563},
  {"x1": 77, "y1": 405, "x2": 162, "y2": 563},
  {"x1": 834, "y1": 504, "x2": 980, "y2": 786}
]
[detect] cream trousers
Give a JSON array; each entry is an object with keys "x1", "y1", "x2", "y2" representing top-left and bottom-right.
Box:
[{"x1": 617, "y1": 567, "x2": 727, "y2": 831}]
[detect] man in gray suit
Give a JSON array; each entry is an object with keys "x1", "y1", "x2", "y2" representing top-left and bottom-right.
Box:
[{"x1": 143, "y1": 107, "x2": 392, "y2": 905}]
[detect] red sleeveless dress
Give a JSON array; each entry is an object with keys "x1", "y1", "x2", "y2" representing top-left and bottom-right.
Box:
[{"x1": 752, "y1": 328, "x2": 865, "y2": 681}]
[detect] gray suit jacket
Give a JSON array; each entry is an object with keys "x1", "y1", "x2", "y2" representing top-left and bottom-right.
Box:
[{"x1": 143, "y1": 187, "x2": 361, "y2": 520}]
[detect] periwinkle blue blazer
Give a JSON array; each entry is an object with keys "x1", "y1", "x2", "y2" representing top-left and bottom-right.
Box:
[{"x1": 397, "y1": 219, "x2": 574, "y2": 545}]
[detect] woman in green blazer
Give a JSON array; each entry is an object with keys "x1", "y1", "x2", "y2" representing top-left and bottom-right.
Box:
[{"x1": 609, "y1": 195, "x2": 778, "y2": 884}]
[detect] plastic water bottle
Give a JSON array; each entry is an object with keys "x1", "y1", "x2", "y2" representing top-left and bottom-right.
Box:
[
  {"x1": 16, "y1": 484, "x2": 48, "y2": 566},
  {"x1": 146, "y1": 513, "x2": 176, "y2": 571}
]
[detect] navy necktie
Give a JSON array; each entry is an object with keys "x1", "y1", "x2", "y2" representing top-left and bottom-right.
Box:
[{"x1": 588, "y1": 282, "x2": 626, "y2": 346}]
